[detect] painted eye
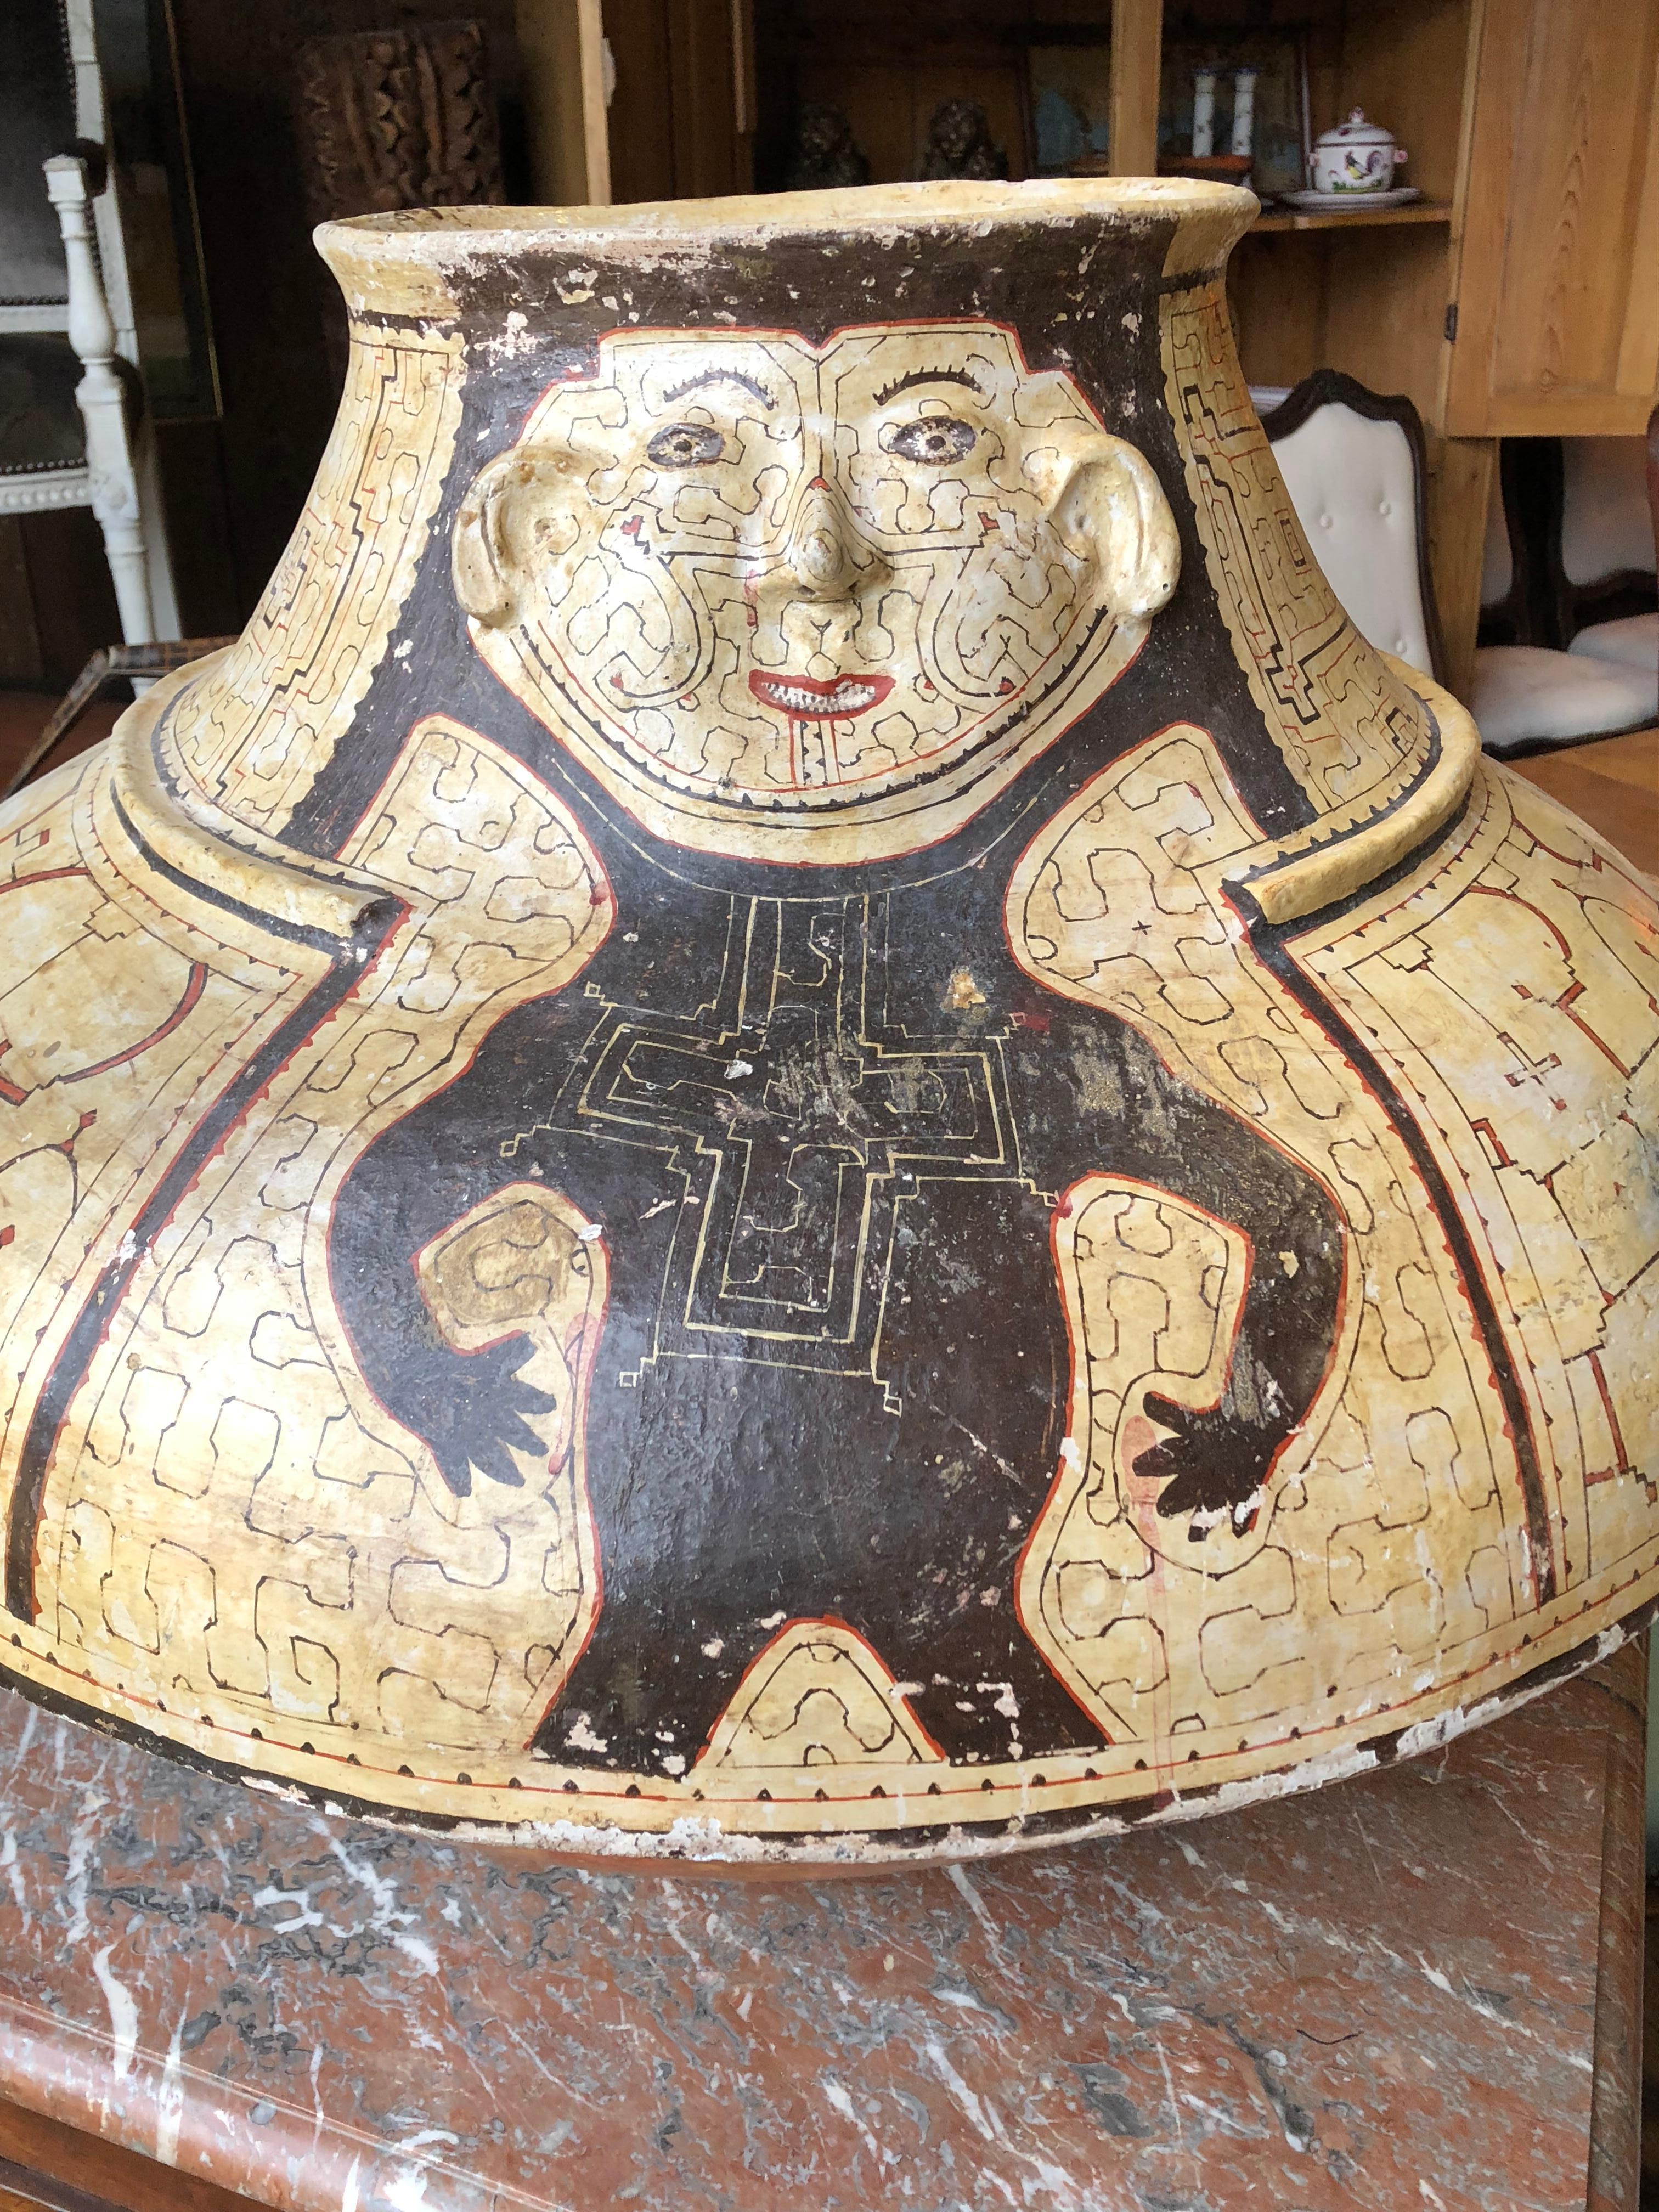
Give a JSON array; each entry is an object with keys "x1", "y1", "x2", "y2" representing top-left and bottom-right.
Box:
[
  {"x1": 887, "y1": 417, "x2": 978, "y2": 465},
  {"x1": 647, "y1": 421, "x2": 726, "y2": 467}
]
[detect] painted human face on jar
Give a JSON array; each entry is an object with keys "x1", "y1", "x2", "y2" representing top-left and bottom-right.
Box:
[{"x1": 455, "y1": 321, "x2": 1178, "y2": 865}]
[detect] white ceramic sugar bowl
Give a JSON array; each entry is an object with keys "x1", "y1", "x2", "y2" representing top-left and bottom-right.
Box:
[{"x1": 1309, "y1": 108, "x2": 1408, "y2": 193}]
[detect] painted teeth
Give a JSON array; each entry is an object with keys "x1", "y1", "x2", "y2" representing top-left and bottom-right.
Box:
[{"x1": 762, "y1": 681, "x2": 878, "y2": 712}]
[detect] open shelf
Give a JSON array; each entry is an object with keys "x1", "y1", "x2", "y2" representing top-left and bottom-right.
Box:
[{"x1": 1252, "y1": 199, "x2": 1454, "y2": 234}]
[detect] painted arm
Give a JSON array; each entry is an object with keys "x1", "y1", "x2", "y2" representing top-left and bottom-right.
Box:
[
  {"x1": 1009, "y1": 1000, "x2": 1344, "y2": 1536},
  {"x1": 330, "y1": 1108, "x2": 562, "y2": 1499}
]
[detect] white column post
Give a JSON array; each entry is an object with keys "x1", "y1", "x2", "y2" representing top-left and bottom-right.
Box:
[
  {"x1": 1191, "y1": 70, "x2": 1217, "y2": 160},
  {"x1": 44, "y1": 153, "x2": 155, "y2": 647}
]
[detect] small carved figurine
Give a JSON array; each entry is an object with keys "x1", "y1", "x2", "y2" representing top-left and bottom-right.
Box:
[
  {"x1": 294, "y1": 21, "x2": 505, "y2": 224},
  {"x1": 783, "y1": 103, "x2": 871, "y2": 191},
  {"x1": 919, "y1": 98, "x2": 1010, "y2": 181}
]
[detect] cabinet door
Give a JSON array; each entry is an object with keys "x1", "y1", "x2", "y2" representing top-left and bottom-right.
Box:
[
  {"x1": 519, "y1": 0, "x2": 754, "y2": 207},
  {"x1": 517, "y1": 0, "x2": 612, "y2": 202},
  {"x1": 668, "y1": 0, "x2": 755, "y2": 199},
  {"x1": 1443, "y1": 0, "x2": 1659, "y2": 437},
  {"x1": 606, "y1": 0, "x2": 755, "y2": 202}
]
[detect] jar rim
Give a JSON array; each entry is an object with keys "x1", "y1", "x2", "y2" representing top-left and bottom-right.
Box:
[{"x1": 315, "y1": 177, "x2": 1256, "y2": 317}]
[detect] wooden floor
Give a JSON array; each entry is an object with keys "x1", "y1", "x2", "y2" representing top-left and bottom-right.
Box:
[
  {"x1": 0, "y1": 689, "x2": 122, "y2": 792},
  {"x1": 1510, "y1": 726, "x2": 1659, "y2": 877}
]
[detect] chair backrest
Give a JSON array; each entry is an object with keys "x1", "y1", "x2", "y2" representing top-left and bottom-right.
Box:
[
  {"x1": 1560, "y1": 436, "x2": 1657, "y2": 590},
  {"x1": 1, "y1": 0, "x2": 139, "y2": 498},
  {"x1": 1261, "y1": 369, "x2": 1446, "y2": 684},
  {"x1": 1481, "y1": 471, "x2": 1513, "y2": 611},
  {"x1": 1488, "y1": 433, "x2": 1659, "y2": 648},
  {"x1": 0, "y1": 0, "x2": 80, "y2": 310},
  {"x1": 1, "y1": 0, "x2": 95, "y2": 494}
]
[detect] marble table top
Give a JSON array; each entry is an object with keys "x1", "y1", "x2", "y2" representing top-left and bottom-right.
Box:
[{"x1": 0, "y1": 1649, "x2": 1644, "y2": 2212}]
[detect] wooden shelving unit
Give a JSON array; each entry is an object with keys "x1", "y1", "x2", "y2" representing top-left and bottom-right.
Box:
[
  {"x1": 521, "y1": 0, "x2": 1659, "y2": 695},
  {"x1": 1251, "y1": 199, "x2": 1453, "y2": 233}
]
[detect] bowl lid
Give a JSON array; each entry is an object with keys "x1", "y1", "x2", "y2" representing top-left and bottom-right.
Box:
[{"x1": 1314, "y1": 106, "x2": 1396, "y2": 147}]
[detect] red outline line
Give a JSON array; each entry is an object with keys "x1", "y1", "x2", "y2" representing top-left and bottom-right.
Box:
[
  {"x1": 1589, "y1": 1350, "x2": 1632, "y2": 1481},
  {"x1": 20, "y1": 1549, "x2": 1657, "y2": 1819},
  {"x1": 0, "y1": 865, "x2": 90, "y2": 893},
  {"x1": 518, "y1": 317, "x2": 1115, "y2": 439},
  {"x1": 60, "y1": 963, "x2": 208, "y2": 1086}
]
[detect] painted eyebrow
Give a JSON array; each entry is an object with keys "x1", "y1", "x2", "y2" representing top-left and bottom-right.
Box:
[
  {"x1": 872, "y1": 366, "x2": 986, "y2": 405},
  {"x1": 661, "y1": 369, "x2": 776, "y2": 409}
]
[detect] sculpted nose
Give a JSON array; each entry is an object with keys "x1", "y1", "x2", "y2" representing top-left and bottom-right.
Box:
[{"x1": 781, "y1": 477, "x2": 861, "y2": 601}]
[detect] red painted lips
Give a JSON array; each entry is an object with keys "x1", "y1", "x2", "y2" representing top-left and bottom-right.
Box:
[{"x1": 747, "y1": 672, "x2": 895, "y2": 721}]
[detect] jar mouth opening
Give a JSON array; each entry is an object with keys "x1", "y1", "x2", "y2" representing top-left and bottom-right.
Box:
[
  {"x1": 324, "y1": 175, "x2": 1250, "y2": 252},
  {"x1": 317, "y1": 177, "x2": 1255, "y2": 318},
  {"x1": 312, "y1": 177, "x2": 1256, "y2": 303}
]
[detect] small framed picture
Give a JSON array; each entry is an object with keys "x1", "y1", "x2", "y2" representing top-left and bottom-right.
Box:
[
  {"x1": 1158, "y1": 24, "x2": 1311, "y2": 201},
  {"x1": 1025, "y1": 29, "x2": 1113, "y2": 178}
]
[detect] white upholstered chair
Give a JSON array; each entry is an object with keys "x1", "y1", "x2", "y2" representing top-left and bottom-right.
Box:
[
  {"x1": 1466, "y1": 639, "x2": 1655, "y2": 754},
  {"x1": 1468, "y1": 433, "x2": 1657, "y2": 754},
  {"x1": 1257, "y1": 375, "x2": 1657, "y2": 757},
  {"x1": 1257, "y1": 371, "x2": 1444, "y2": 684},
  {"x1": 1, "y1": 0, "x2": 178, "y2": 647},
  {"x1": 1559, "y1": 436, "x2": 1658, "y2": 675}
]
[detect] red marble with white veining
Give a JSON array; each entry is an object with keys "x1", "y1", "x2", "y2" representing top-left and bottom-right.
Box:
[{"x1": 0, "y1": 1665, "x2": 1638, "y2": 2211}]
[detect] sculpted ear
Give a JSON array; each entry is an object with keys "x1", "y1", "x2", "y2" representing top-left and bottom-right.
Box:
[
  {"x1": 452, "y1": 452, "x2": 575, "y2": 627},
  {"x1": 1042, "y1": 434, "x2": 1181, "y2": 623},
  {"x1": 453, "y1": 453, "x2": 521, "y2": 626}
]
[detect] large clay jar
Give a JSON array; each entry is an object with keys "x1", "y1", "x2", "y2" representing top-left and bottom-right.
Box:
[{"x1": 2, "y1": 183, "x2": 1655, "y2": 1864}]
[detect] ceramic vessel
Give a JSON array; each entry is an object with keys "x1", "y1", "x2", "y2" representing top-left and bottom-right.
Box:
[
  {"x1": 1, "y1": 182, "x2": 1655, "y2": 1865},
  {"x1": 1310, "y1": 108, "x2": 1409, "y2": 193}
]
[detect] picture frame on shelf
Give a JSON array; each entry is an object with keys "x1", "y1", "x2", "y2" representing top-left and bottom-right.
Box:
[
  {"x1": 1158, "y1": 22, "x2": 1310, "y2": 201},
  {"x1": 1025, "y1": 27, "x2": 1111, "y2": 178}
]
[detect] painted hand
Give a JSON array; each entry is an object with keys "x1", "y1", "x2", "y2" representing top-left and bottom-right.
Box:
[
  {"x1": 419, "y1": 1334, "x2": 560, "y2": 1498},
  {"x1": 1132, "y1": 1391, "x2": 1280, "y2": 1538}
]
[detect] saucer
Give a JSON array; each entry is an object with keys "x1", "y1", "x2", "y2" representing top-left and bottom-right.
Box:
[{"x1": 1279, "y1": 187, "x2": 1423, "y2": 211}]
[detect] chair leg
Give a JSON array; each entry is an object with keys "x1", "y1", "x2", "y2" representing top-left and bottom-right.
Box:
[
  {"x1": 44, "y1": 154, "x2": 156, "y2": 649},
  {"x1": 1, "y1": 637, "x2": 240, "y2": 801},
  {"x1": 98, "y1": 507, "x2": 158, "y2": 657}
]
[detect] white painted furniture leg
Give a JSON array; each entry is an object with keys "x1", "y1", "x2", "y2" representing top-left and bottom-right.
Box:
[{"x1": 44, "y1": 153, "x2": 155, "y2": 648}]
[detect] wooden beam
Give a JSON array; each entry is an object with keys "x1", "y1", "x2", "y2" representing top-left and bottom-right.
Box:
[
  {"x1": 516, "y1": 0, "x2": 612, "y2": 206},
  {"x1": 1424, "y1": 429, "x2": 1497, "y2": 703},
  {"x1": 1109, "y1": 0, "x2": 1162, "y2": 179}
]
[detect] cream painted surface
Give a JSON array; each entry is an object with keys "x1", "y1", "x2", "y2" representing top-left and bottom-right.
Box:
[
  {"x1": 459, "y1": 320, "x2": 1176, "y2": 865},
  {"x1": 159, "y1": 323, "x2": 465, "y2": 837},
  {"x1": 0, "y1": 185, "x2": 1655, "y2": 1857}
]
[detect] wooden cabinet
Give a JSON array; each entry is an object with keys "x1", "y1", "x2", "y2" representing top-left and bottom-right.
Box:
[
  {"x1": 517, "y1": 0, "x2": 612, "y2": 202},
  {"x1": 608, "y1": 0, "x2": 757, "y2": 202},
  {"x1": 1441, "y1": 0, "x2": 1659, "y2": 437},
  {"x1": 517, "y1": 0, "x2": 756, "y2": 205},
  {"x1": 517, "y1": 0, "x2": 1656, "y2": 437},
  {"x1": 510, "y1": 0, "x2": 1655, "y2": 695}
]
